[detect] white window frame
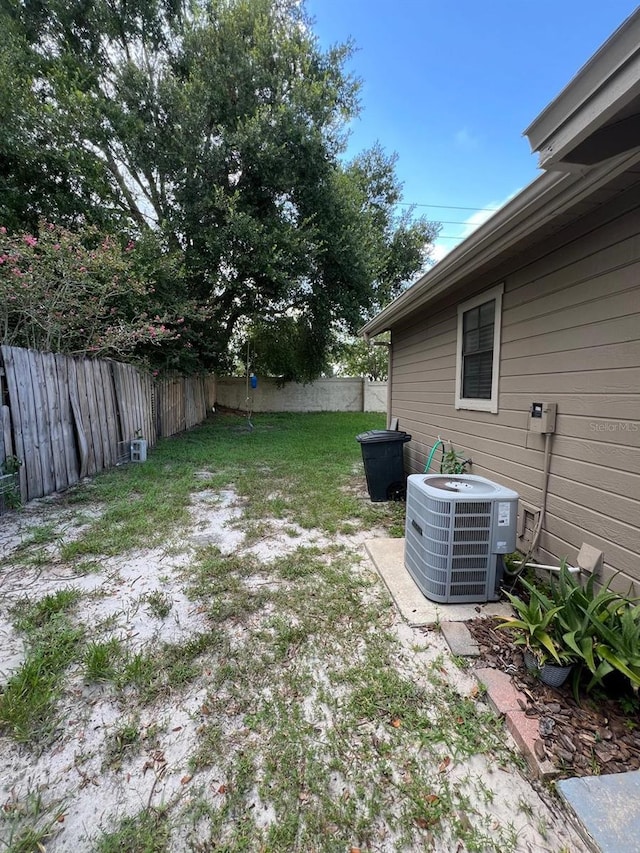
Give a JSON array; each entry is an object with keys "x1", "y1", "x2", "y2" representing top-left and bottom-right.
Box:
[{"x1": 455, "y1": 283, "x2": 504, "y2": 414}]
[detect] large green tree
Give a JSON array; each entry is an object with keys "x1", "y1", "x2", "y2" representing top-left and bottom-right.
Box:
[
  {"x1": 0, "y1": 11, "x2": 104, "y2": 230},
  {"x1": 336, "y1": 334, "x2": 390, "y2": 382},
  {"x1": 1, "y1": 0, "x2": 438, "y2": 377}
]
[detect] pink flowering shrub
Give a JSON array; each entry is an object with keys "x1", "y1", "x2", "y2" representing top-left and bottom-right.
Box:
[{"x1": 0, "y1": 222, "x2": 178, "y2": 361}]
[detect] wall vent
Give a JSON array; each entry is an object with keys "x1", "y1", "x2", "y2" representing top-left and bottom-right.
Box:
[{"x1": 517, "y1": 501, "x2": 541, "y2": 553}]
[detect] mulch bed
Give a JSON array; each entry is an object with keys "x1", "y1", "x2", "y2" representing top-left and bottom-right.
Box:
[{"x1": 467, "y1": 616, "x2": 640, "y2": 778}]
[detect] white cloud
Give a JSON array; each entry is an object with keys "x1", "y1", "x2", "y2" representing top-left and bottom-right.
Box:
[
  {"x1": 430, "y1": 188, "x2": 522, "y2": 265},
  {"x1": 429, "y1": 242, "x2": 451, "y2": 264},
  {"x1": 454, "y1": 127, "x2": 479, "y2": 151}
]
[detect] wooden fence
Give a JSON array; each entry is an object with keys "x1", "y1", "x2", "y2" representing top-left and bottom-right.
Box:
[
  {"x1": 156, "y1": 374, "x2": 214, "y2": 437},
  {"x1": 0, "y1": 346, "x2": 214, "y2": 505}
]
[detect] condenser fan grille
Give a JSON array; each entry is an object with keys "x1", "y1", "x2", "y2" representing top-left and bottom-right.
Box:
[
  {"x1": 452, "y1": 542, "x2": 490, "y2": 556},
  {"x1": 453, "y1": 528, "x2": 490, "y2": 543},
  {"x1": 428, "y1": 498, "x2": 452, "y2": 515},
  {"x1": 419, "y1": 497, "x2": 492, "y2": 600},
  {"x1": 455, "y1": 501, "x2": 492, "y2": 515},
  {"x1": 426, "y1": 540, "x2": 450, "y2": 557},
  {"x1": 450, "y1": 569, "x2": 488, "y2": 597},
  {"x1": 426, "y1": 523, "x2": 450, "y2": 542}
]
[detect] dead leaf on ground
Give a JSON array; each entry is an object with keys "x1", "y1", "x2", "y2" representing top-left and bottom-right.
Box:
[
  {"x1": 414, "y1": 816, "x2": 436, "y2": 830},
  {"x1": 437, "y1": 756, "x2": 451, "y2": 773},
  {"x1": 181, "y1": 774, "x2": 193, "y2": 785},
  {"x1": 457, "y1": 811, "x2": 473, "y2": 832},
  {"x1": 390, "y1": 718, "x2": 401, "y2": 728}
]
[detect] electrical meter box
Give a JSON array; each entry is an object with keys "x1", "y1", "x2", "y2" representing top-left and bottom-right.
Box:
[{"x1": 528, "y1": 402, "x2": 557, "y2": 434}]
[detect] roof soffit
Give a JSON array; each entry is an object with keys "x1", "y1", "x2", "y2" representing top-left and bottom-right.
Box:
[{"x1": 524, "y1": 9, "x2": 640, "y2": 170}]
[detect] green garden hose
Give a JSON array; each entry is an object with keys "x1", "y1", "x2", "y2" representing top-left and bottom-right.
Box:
[{"x1": 424, "y1": 438, "x2": 444, "y2": 473}]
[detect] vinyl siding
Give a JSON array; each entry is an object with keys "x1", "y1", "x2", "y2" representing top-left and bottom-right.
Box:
[{"x1": 391, "y1": 184, "x2": 640, "y2": 592}]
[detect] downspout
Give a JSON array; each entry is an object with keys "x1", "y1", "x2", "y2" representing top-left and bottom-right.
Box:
[
  {"x1": 386, "y1": 338, "x2": 392, "y2": 429},
  {"x1": 370, "y1": 337, "x2": 392, "y2": 428}
]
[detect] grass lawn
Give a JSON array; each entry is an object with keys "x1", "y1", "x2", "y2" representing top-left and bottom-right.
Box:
[{"x1": 0, "y1": 412, "x2": 579, "y2": 853}]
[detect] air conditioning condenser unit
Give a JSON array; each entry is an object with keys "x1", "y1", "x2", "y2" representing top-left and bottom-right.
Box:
[{"x1": 404, "y1": 474, "x2": 519, "y2": 604}]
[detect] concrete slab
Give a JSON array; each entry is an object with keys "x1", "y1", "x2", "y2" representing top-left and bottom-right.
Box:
[
  {"x1": 364, "y1": 538, "x2": 512, "y2": 626},
  {"x1": 440, "y1": 621, "x2": 480, "y2": 657},
  {"x1": 558, "y1": 771, "x2": 640, "y2": 852},
  {"x1": 366, "y1": 536, "x2": 556, "y2": 779}
]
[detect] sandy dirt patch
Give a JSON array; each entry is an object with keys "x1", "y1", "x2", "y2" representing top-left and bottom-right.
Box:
[{"x1": 0, "y1": 484, "x2": 585, "y2": 852}]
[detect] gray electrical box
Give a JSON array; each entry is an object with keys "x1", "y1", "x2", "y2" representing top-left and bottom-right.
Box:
[{"x1": 528, "y1": 401, "x2": 557, "y2": 434}]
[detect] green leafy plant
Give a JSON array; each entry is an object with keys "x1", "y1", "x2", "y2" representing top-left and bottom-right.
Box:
[
  {"x1": 545, "y1": 564, "x2": 615, "y2": 679},
  {"x1": 2, "y1": 455, "x2": 22, "y2": 475},
  {"x1": 144, "y1": 590, "x2": 172, "y2": 619},
  {"x1": 0, "y1": 788, "x2": 66, "y2": 853},
  {"x1": 0, "y1": 455, "x2": 22, "y2": 510},
  {"x1": 501, "y1": 561, "x2": 640, "y2": 697},
  {"x1": 84, "y1": 639, "x2": 123, "y2": 683},
  {"x1": 540, "y1": 561, "x2": 640, "y2": 693},
  {"x1": 0, "y1": 620, "x2": 83, "y2": 743},
  {"x1": 440, "y1": 442, "x2": 471, "y2": 475},
  {"x1": 585, "y1": 600, "x2": 640, "y2": 692},
  {"x1": 104, "y1": 718, "x2": 141, "y2": 770},
  {"x1": 94, "y1": 808, "x2": 170, "y2": 853},
  {"x1": 497, "y1": 584, "x2": 566, "y2": 666},
  {"x1": 0, "y1": 223, "x2": 178, "y2": 360},
  {"x1": 619, "y1": 694, "x2": 640, "y2": 716}
]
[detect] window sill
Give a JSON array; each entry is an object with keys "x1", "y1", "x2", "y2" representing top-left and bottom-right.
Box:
[{"x1": 455, "y1": 398, "x2": 498, "y2": 414}]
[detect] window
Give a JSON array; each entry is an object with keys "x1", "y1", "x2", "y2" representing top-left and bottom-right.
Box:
[{"x1": 455, "y1": 284, "x2": 503, "y2": 413}]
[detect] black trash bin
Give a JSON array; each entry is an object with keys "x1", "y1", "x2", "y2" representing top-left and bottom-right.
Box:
[{"x1": 356, "y1": 429, "x2": 412, "y2": 502}]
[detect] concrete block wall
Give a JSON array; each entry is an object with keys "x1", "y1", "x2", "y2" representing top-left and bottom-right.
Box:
[
  {"x1": 363, "y1": 381, "x2": 387, "y2": 413},
  {"x1": 215, "y1": 377, "x2": 387, "y2": 413}
]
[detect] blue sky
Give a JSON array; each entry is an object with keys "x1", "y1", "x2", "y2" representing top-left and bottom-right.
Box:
[{"x1": 305, "y1": 0, "x2": 639, "y2": 261}]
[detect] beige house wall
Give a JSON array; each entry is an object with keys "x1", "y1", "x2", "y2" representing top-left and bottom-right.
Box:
[{"x1": 390, "y1": 184, "x2": 640, "y2": 591}]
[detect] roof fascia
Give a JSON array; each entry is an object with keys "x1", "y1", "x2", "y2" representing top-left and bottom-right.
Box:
[
  {"x1": 524, "y1": 9, "x2": 640, "y2": 169},
  {"x1": 361, "y1": 149, "x2": 640, "y2": 339}
]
